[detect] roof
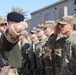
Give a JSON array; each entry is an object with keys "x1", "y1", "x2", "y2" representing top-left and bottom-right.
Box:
[{"x1": 31, "y1": 0, "x2": 67, "y2": 15}]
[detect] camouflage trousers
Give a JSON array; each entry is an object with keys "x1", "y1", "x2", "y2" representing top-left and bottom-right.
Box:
[{"x1": 67, "y1": 59, "x2": 76, "y2": 75}]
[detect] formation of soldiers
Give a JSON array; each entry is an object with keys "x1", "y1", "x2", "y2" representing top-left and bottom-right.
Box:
[
  {"x1": 19, "y1": 15, "x2": 76, "y2": 75},
  {"x1": 0, "y1": 12, "x2": 76, "y2": 75}
]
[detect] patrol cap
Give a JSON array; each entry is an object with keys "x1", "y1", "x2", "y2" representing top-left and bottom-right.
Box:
[
  {"x1": 44, "y1": 21, "x2": 56, "y2": 28},
  {"x1": 73, "y1": 14, "x2": 76, "y2": 24},
  {"x1": 20, "y1": 30, "x2": 28, "y2": 37},
  {"x1": 58, "y1": 16, "x2": 76, "y2": 25},
  {"x1": 30, "y1": 27, "x2": 37, "y2": 34},
  {"x1": 36, "y1": 24, "x2": 44, "y2": 32},
  {"x1": 38, "y1": 24, "x2": 44, "y2": 28},
  {"x1": 35, "y1": 28, "x2": 42, "y2": 32},
  {"x1": 0, "y1": 16, "x2": 7, "y2": 24},
  {"x1": 7, "y1": 12, "x2": 25, "y2": 22}
]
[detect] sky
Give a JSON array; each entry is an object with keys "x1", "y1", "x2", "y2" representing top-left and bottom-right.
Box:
[{"x1": 0, "y1": 0, "x2": 60, "y2": 19}]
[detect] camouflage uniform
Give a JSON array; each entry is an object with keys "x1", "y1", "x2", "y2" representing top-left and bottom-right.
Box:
[
  {"x1": 65, "y1": 31, "x2": 76, "y2": 75},
  {"x1": 44, "y1": 34, "x2": 62, "y2": 75},
  {"x1": 27, "y1": 28, "x2": 39, "y2": 75},
  {"x1": 18, "y1": 30, "x2": 31, "y2": 75},
  {"x1": 41, "y1": 20, "x2": 66, "y2": 75},
  {"x1": 48, "y1": 16, "x2": 76, "y2": 75},
  {"x1": 52, "y1": 31, "x2": 76, "y2": 75},
  {"x1": 27, "y1": 39, "x2": 39, "y2": 75},
  {"x1": 0, "y1": 16, "x2": 7, "y2": 24},
  {"x1": 36, "y1": 36, "x2": 48, "y2": 75},
  {"x1": 32, "y1": 24, "x2": 49, "y2": 75},
  {"x1": 41, "y1": 21, "x2": 59, "y2": 75}
]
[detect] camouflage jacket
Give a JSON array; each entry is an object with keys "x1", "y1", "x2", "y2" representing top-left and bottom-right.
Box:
[{"x1": 48, "y1": 31, "x2": 76, "y2": 75}]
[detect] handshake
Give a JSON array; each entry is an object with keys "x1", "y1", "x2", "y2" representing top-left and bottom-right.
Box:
[{"x1": 4, "y1": 21, "x2": 28, "y2": 43}]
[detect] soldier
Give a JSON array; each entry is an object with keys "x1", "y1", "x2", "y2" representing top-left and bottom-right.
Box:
[
  {"x1": 49, "y1": 16, "x2": 76, "y2": 75},
  {"x1": 0, "y1": 12, "x2": 28, "y2": 75},
  {"x1": 18, "y1": 30, "x2": 31, "y2": 75},
  {"x1": 18, "y1": 30, "x2": 30, "y2": 49},
  {"x1": 25, "y1": 27, "x2": 39, "y2": 75},
  {"x1": 30, "y1": 27, "x2": 39, "y2": 44},
  {"x1": 41, "y1": 21, "x2": 57, "y2": 75},
  {"x1": 32, "y1": 24, "x2": 48, "y2": 75},
  {"x1": 36, "y1": 24, "x2": 47, "y2": 42},
  {"x1": 0, "y1": 16, "x2": 7, "y2": 37}
]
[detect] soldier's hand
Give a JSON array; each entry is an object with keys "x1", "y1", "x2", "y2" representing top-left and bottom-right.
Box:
[{"x1": 54, "y1": 24, "x2": 60, "y2": 35}]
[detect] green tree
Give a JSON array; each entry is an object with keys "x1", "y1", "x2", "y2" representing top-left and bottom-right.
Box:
[{"x1": 8, "y1": 6, "x2": 28, "y2": 20}]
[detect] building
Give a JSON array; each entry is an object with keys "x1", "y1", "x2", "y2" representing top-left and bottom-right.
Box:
[{"x1": 26, "y1": 0, "x2": 76, "y2": 30}]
